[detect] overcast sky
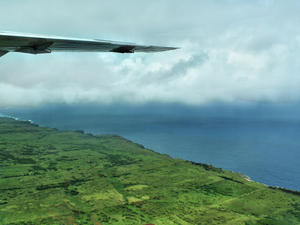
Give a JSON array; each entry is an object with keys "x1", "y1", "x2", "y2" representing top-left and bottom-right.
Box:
[{"x1": 1, "y1": 0, "x2": 300, "y2": 107}]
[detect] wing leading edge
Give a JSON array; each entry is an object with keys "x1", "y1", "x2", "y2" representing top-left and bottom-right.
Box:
[{"x1": 0, "y1": 31, "x2": 178, "y2": 57}]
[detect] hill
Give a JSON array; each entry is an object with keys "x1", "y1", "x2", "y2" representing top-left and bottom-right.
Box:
[{"x1": 0, "y1": 117, "x2": 299, "y2": 224}]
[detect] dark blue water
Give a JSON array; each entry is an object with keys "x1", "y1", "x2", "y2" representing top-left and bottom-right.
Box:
[{"x1": 1, "y1": 103, "x2": 300, "y2": 191}]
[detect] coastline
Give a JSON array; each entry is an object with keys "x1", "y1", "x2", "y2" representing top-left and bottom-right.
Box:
[
  {"x1": 0, "y1": 115, "x2": 299, "y2": 193},
  {"x1": 1, "y1": 105, "x2": 300, "y2": 192},
  {"x1": 0, "y1": 116, "x2": 300, "y2": 224},
  {"x1": 0, "y1": 115, "x2": 298, "y2": 194}
]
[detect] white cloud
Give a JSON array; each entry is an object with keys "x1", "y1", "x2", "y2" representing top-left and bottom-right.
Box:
[{"x1": 1, "y1": 0, "x2": 300, "y2": 107}]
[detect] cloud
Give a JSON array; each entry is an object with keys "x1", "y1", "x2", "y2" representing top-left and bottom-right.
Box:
[{"x1": 1, "y1": 0, "x2": 300, "y2": 107}]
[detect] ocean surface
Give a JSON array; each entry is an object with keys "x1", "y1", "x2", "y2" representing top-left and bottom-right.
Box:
[{"x1": 1, "y1": 103, "x2": 300, "y2": 191}]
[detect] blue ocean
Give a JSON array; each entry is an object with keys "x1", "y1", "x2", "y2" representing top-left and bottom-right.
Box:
[{"x1": 1, "y1": 103, "x2": 300, "y2": 191}]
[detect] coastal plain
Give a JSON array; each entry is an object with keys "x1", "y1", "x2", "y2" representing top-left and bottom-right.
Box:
[{"x1": 0, "y1": 117, "x2": 299, "y2": 224}]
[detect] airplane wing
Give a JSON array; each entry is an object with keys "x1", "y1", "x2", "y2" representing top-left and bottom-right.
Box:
[{"x1": 0, "y1": 31, "x2": 178, "y2": 57}]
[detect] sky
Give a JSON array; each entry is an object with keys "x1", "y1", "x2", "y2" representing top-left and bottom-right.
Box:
[{"x1": 1, "y1": 0, "x2": 300, "y2": 107}]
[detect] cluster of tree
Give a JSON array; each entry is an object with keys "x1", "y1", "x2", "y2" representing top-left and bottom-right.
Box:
[{"x1": 187, "y1": 160, "x2": 223, "y2": 173}]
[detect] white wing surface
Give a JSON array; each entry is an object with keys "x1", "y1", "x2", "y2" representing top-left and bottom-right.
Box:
[{"x1": 0, "y1": 31, "x2": 178, "y2": 57}]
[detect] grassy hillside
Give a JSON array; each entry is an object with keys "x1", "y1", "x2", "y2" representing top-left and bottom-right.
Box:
[{"x1": 0, "y1": 117, "x2": 299, "y2": 224}]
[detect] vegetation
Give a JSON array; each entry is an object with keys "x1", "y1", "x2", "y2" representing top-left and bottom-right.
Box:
[{"x1": 0, "y1": 117, "x2": 299, "y2": 224}]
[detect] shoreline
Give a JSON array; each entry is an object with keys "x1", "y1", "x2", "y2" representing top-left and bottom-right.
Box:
[
  {"x1": 0, "y1": 115, "x2": 299, "y2": 193},
  {"x1": 1, "y1": 116, "x2": 300, "y2": 224}
]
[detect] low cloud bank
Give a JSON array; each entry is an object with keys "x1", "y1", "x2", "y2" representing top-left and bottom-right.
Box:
[{"x1": 1, "y1": 0, "x2": 300, "y2": 107}]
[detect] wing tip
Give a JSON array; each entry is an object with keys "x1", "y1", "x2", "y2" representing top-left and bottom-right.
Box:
[
  {"x1": 134, "y1": 46, "x2": 180, "y2": 53},
  {"x1": 165, "y1": 46, "x2": 180, "y2": 51}
]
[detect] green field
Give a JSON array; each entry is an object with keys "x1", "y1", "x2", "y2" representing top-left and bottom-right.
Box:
[{"x1": 0, "y1": 117, "x2": 299, "y2": 224}]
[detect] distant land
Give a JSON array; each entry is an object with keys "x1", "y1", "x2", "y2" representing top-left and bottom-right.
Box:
[{"x1": 0, "y1": 117, "x2": 300, "y2": 224}]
